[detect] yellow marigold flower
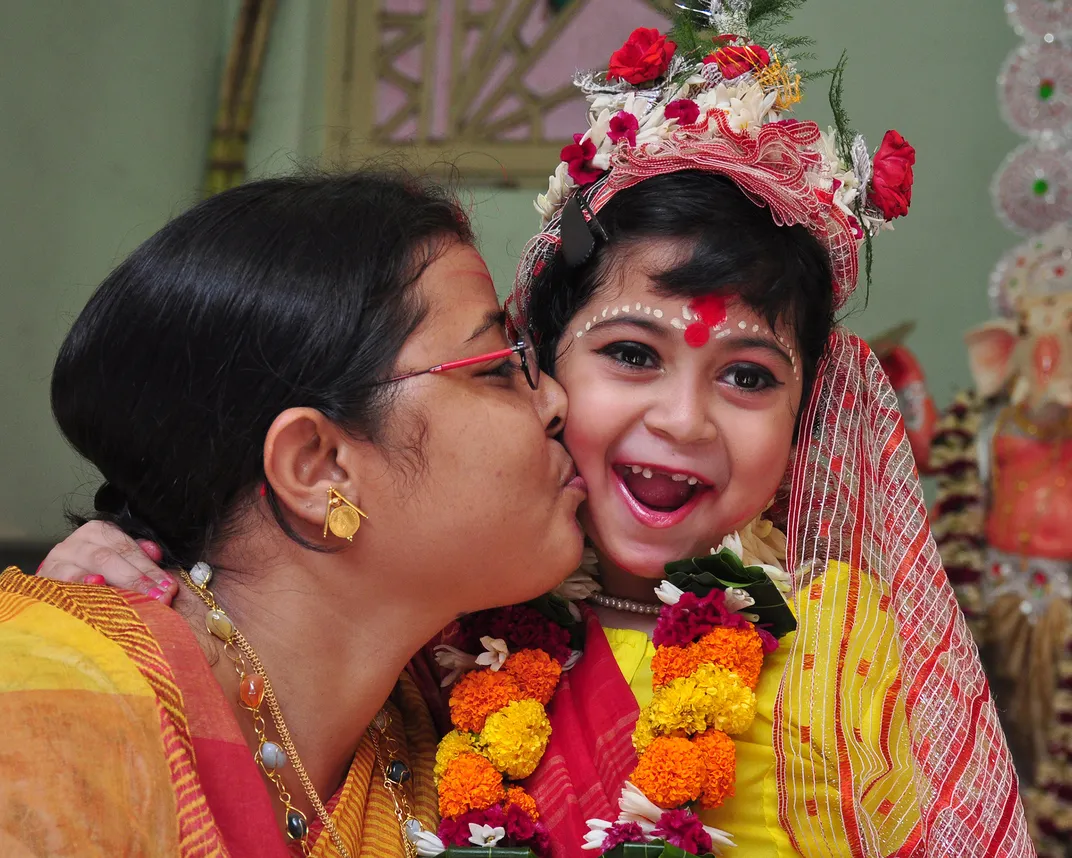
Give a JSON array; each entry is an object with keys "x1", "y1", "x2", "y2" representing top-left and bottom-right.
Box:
[
  {"x1": 633, "y1": 710, "x2": 656, "y2": 755},
  {"x1": 479, "y1": 698, "x2": 552, "y2": 779},
  {"x1": 645, "y1": 663, "x2": 756, "y2": 737},
  {"x1": 503, "y1": 648, "x2": 562, "y2": 705},
  {"x1": 438, "y1": 752, "x2": 505, "y2": 819},
  {"x1": 505, "y1": 786, "x2": 540, "y2": 822},
  {"x1": 631, "y1": 736, "x2": 705, "y2": 808},
  {"x1": 434, "y1": 730, "x2": 484, "y2": 783},
  {"x1": 449, "y1": 668, "x2": 523, "y2": 733},
  {"x1": 693, "y1": 728, "x2": 737, "y2": 809}
]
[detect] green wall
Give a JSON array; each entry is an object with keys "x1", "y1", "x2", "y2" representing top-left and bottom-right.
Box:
[{"x1": 0, "y1": 0, "x2": 1022, "y2": 541}]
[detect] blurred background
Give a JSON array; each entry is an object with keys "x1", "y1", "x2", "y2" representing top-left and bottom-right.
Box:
[{"x1": 0, "y1": 0, "x2": 1025, "y2": 559}]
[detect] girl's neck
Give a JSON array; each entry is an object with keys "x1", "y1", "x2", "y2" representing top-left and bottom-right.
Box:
[
  {"x1": 596, "y1": 551, "x2": 662, "y2": 604},
  {"x1": 173, "y1": 546, "x2": 442, "y2": 828}
]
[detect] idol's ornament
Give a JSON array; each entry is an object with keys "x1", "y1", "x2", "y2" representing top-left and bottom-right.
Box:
[
  {"x1": 877, "y1": 5, "x2": 1072, "y2": 854},
  {"x1": 994, "y1": 1, "x2": 1072, "y2": 234}
]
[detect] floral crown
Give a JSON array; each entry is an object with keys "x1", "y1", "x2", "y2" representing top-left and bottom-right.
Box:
[{"x1": 508, "y1": 0, "x2": 915, "y2": 329}]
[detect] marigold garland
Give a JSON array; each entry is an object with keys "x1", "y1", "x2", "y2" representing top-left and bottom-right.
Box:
[
  {"x1": 693, "y1": 729, "x2": 737, "y2": 810},
  {"x1": 434, "y1": 729, "x2": 483, "y2": 782},
  {"x1": 505, "y1": 786, "x2": 540, "y2": 822},
  {"x1": 652, "y1": 626, "x2": 765, "y2": 690},
  {"x1": 479, "y1": 698, "x2": 553, "y2": 779},
  {"x1": 630, "y1": 736, "x2": 707, "y2": 808},
  {"x1": 503, "y1": 648, "x2": 563, "y2": 705},
  {"x1": 437, "y1": 752, "x2": 506, "y2": 819},
  {"x1": 449, "y1": 668, "x2": 523, "y2": 733},
  {"x1": 433, "y1": 530, "x2": 788, "y2": 857}
]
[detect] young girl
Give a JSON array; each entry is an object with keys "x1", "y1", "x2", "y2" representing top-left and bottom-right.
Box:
[{"x1": 40, "y1": 5, "x2": 1031, "y2": 857}]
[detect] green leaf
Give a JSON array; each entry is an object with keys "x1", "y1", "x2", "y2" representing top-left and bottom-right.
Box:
[{"x1": 601, "y1": 841, "x2": 706, "y2": 858}]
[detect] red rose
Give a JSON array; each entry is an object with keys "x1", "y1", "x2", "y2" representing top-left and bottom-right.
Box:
[
  {"x1": 703, "y1": 44, "x2": 771, "y2": 79},
  {"x1": 608, "y1": 27, "x2": 676, "y2": 85},
  {"x1": 560, "y1": 133, "x2": 602, "y2": 186},
  {"x1": 665, "y1": 98, "x2": 700, "y2": 125},
  {"x1": 870, "y1": 129, "x2": 916, "y2": 220}
]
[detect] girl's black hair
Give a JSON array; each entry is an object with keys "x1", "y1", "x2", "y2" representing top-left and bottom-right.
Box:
[
  {"x1": 52, "y1": 170, "x2": 473, "y2": 567},
  {"x1": 525, "y1": 171, "x2": 836, "y2": 405}
]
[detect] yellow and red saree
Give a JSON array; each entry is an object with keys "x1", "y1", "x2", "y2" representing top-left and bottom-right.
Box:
[{"x1": 0, "y1": 568, "x2": 437, "y2": 858}]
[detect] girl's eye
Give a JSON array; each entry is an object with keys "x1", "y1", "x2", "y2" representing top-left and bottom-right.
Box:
[
  {"x1": 723, "y1": 363, "x2": 777, "y2": 392},
  {"x1": 599, "y1": 341, "x2": 659, "y2": 370}
]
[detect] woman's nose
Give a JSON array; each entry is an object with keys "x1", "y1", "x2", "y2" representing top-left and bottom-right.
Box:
[{"x1": 534, "y1": 373, "x2": 568, "y2": 437}]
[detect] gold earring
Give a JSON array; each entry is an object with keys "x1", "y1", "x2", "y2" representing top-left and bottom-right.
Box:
[{"x1": 323, "y1": 487, "x2": 368, "y2": 542}]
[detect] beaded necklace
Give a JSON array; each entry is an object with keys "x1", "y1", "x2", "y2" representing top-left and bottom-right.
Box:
[{"x1": 180, "y1": 563, "x2": 421, "y2": 857}]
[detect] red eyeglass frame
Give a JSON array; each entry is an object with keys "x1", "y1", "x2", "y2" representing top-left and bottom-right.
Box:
[{"x1": 378, "y1": 337, "x2": 540, "y2": 390}]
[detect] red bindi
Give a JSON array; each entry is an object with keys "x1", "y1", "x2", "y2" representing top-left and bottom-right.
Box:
[
  {"x1": 689, "y1": 294, "x2": 728, "y2": 328},
  {"x1": 684, "y1": 322, "x2": 710, "y2": 347}
]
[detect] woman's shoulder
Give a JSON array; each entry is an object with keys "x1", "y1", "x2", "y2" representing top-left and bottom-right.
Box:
[
  {"x1": 0, "y1": 568, "x2": 180, "y2": 855},
  {"x1": 0, "y1": 567, "x2": 158, "y2": 695}
]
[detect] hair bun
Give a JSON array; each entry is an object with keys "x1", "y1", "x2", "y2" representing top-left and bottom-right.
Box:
[{"x1": 93, "y1": 481, "x2": 131, "y2": 516}]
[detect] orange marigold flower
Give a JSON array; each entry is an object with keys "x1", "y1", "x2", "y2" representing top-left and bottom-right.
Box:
[
  {"x1": 505, "y1": 785, "x2": 540, "y2": 822},
  {"x1": 693, "y1": 729, "x2": 737, "y2": 809},
  {"x1": 630, "y1": 736, "x2": 705, "y2": 808},
  {"x1": 437, "y1": 752, "x2": 506, "y2": 819},
  {"x1": 651, "y1": 644, "x2": 705, "y2": 688},
  {"x1": 503, "y1": 648, "x2": 562, "y2": 705},
  {"x1": 697, "y1": 626, "x2": 765, "y2": 690},
  {"x1": 653, "y1": 626, "x2": 766, "y2": 690},
  {"x1": 449, "y1": 668, "x2": 523, "y2": 733}
]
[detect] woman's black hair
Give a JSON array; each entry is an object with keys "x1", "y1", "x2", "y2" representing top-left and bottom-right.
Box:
[
  {"x1": 52, "y1": 169, "x2": 473, "y2": 567},
  {"x1": 525, "y1": 171, "x2": 836, "y2": 407}
]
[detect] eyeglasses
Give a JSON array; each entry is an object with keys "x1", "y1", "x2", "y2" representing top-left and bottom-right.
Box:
[{"x1": 379, "y1": 335, "x2": 541, "y2": 390}]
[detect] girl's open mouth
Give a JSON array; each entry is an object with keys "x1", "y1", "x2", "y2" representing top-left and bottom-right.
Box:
[{"x1": 611, "y1": 463, "x2": 714, "y2": 528}]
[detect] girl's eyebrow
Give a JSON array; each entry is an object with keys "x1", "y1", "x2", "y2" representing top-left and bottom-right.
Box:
[
  {"x1": 586, "y1": 314, "x2": 666, "y2": 336},
  {"x1": 587, "y1": 315, "x2": 794, "y2": 365}
]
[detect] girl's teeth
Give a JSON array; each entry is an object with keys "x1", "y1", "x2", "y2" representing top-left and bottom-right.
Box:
[
  {"x1": 642, "y1": 468, "x2": 653, "y2": 479},
  {"x1": 671, "y1": 473, "x2": 688, "y2": 482},
  {"x1": 630, "y1": 465, "x2": 643, "y2": 474},
  {"x1": 687, "y1": 477, "x2": 698, "y2": 486}
]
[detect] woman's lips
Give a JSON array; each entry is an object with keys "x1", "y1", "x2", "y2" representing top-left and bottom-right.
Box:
[{"x1": 611, "y1": 467, "x2": 711, "y2": 529}]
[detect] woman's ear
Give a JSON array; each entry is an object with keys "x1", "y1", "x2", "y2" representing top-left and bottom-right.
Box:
[{"x1": 262, "y1": 408, "x2": 369, "y2": 536}]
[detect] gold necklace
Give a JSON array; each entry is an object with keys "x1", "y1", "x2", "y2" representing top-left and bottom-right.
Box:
[{"x1": 178, "y1": 564, "x2": 353, "y2": 858}]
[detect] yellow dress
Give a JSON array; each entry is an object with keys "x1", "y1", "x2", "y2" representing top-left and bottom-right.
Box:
[{"x1": 605, "y1": 562, "x2": 915, "y2": 857}]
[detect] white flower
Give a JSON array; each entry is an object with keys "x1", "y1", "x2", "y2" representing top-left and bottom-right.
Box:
[
  {"x1": 433, "y1": 644, "x2": 478, "y2": 687},
  {"x1": 655, "y1": 580, "x2": 684, "y2": 606},
  {"x1": 582, "y1": 819, "x2": 613, "y2": 851},
  {"x1": 406, "y1": 824, "x2": 446, "y2": 857},
  {"x1": 717, "y1": 530, "x2": 745, "y2": 559},
  {"x1": 553, "y1": 568, "x2": 602, "y2": 601},
  {"x1": 475, "y1": 636, "x2": 509, "y2": 671},
  {"x1": 468, "y1": 823, "x2": 506, "y2": 847},
  {"x1": 723, "y1": 586, "x2": 755, "y2": 613},
  {"x1": 563, "y1": 649, "x2": 584, "y2": 671},
  {"x1": 725, "y1": 83, "x2": 777, "y2": 133},
  {"x1": 702, "y1": 819, "x2": 737, "y2": 853},
  {"x1": 535, "y1": 160, "x2": 575, "y2": 226},
  {"x1": 617, "y1": 781, "x2": 664, "y2": 826}
]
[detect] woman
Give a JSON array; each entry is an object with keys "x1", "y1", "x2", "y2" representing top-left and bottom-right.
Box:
[
  {"x1": 40, "y1": 8, "x2": 1033, "y2": 858},
  {"x1": 3, "y1": 170, "x2": 587, "y2": 858}
]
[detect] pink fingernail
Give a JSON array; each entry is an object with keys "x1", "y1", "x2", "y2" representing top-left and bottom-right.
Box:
[
  {"x1": 147, "y1": 586, "x2": 167, "y2": 600},
  {"x1": 137, "y1": 540, "x2": 164, "y2": 563},
  {"x1": 82, "y1": 574, "x2": 106, "y2": 585},
  {"x1": 159, "y1": 577, "x2": 174, "y2": 590}
]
